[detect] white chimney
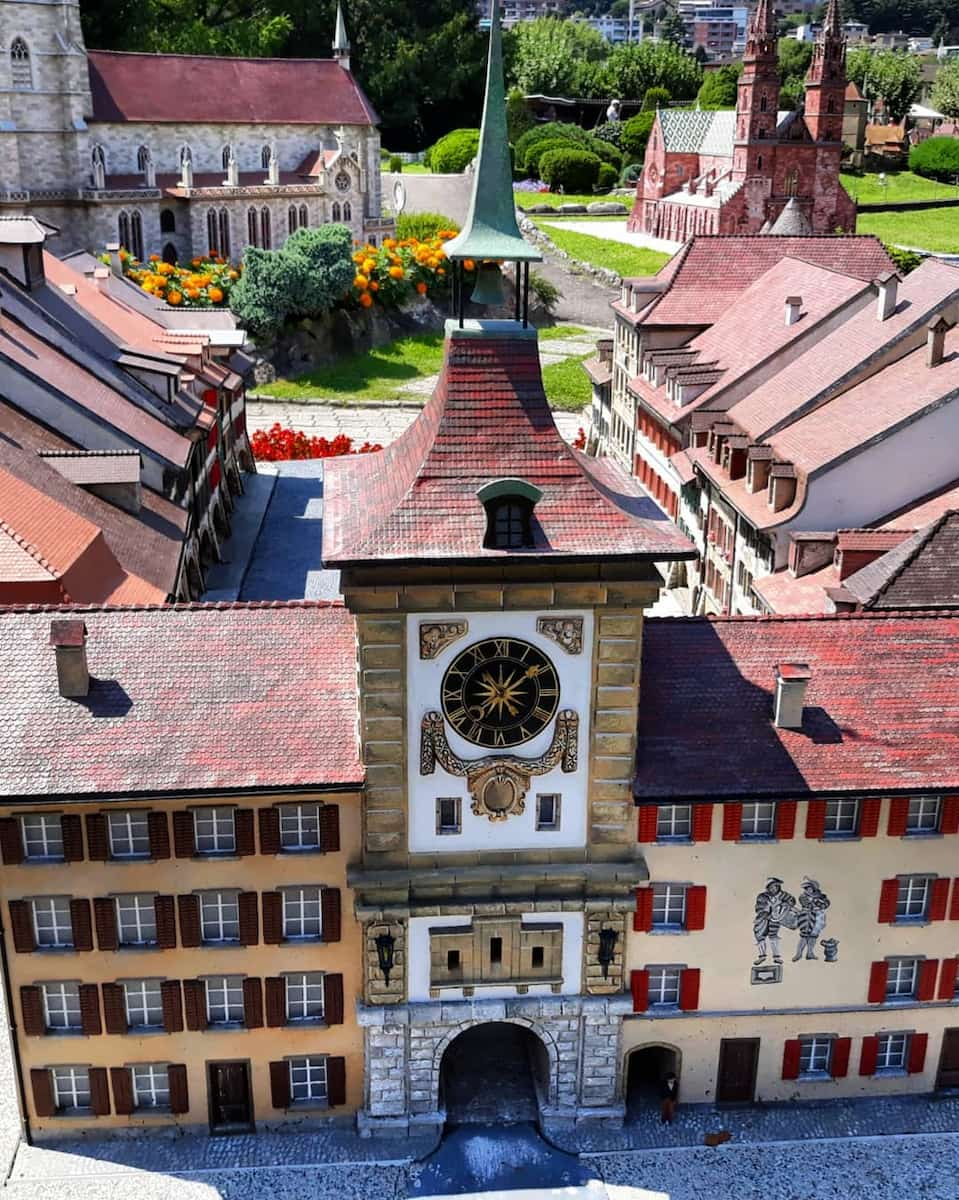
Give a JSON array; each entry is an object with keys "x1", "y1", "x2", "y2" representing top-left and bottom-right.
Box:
[
  {"x1": 50, "y1": 619, "x2": 89, "y2": 698},
  {"x1": 876, "y1": 271, "x2": 900, "y2": 321},
  {"x1": 784, "y1": 295, "x2": 802, "y2": 326},
  {"x1": 104, "y1": 242, "x2": 123, "y2": 278},
  {"x1": 773, "y1": 663, "x2": 811, "y2": 730}
]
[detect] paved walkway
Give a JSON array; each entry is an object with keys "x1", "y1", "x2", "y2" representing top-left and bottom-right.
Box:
[{"x1": 538, "y1": 219, "x2": 682, "y2": 256}]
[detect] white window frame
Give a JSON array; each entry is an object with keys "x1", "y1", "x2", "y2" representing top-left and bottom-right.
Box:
[
  {"x1": 41, "y1": 982, "x2": 81, "y2": 1032},
  {"x1": 895, "y1": 876, "x2": 930, "y2": 922},
  {"x1": 131, "y1": 1063, "x2": 170, "y2": 1110},
  {"x1": 205, "y1": 975, "x2": 244, "y2": 1025},
  {"x1": 288, "y1": 1055, "x2": 328, "y2": 1105},
  {"x1": 876, "y1": 1031, "x2": 909, "y2": 1073},
  {"x1": 20, "y1": 813, "x2": 64, "y2": 861},
  {"x1": 647, "y1": 965, "x2": 682, "y2": 1007},
  {"x1": 823, "y1": 798, "x2": 859, "y2": 837},
  {"x1": 798, "y1": 1035, "x2": 833, "y2": 1078},
  {"x1": 32, "y1": 897, "x2": 73, "y2": 948},
  {"x1": 282, "y1": 887, "x2": 323, "y2": 940},
  {"x1": 906, "y1": 795, "x2": 941, "y2": 834},
  {"x1": 284, "y1": 972, "x2": 325, "y2": 1022},
  {"x1": 107, "y1": 811, "x2": 151, "y2": 859},
  {"x1": 651, "y1": 883, "x2": 687, "y2": 930},
  {"x1": 199, "y1": 891, "x2": 240, "y2": 944},
  {"x1": 741, "y1": 801, "x2": 776, "y2": 839},
  {"x1": 435, "y1": 797, "x2": 461, "y2": 835},
  {"x1": 279, "y1": 803, "x2": 321, "y2": 852},
  {"x1": 51, "y1": 1066, "x2": 91, "y2": 1111},
  {"x1": 192, "y1": 806, "x2": 236, "y2": 855},
  {"x1": 656, "y1": 804, "x2": 692, "y2": 840},
  {"x1": 123, "y1": 979, "x2": 163, "y2": 1029},
  {"x1": 115, "y1": 894, "x2": 157, "y2": 946},
  {"x1": 535, "y1": 794, "x2": 561, "y2": 832},
  {"x1": 886, "y1": 957, "x2": 919, "y2": 1000}
]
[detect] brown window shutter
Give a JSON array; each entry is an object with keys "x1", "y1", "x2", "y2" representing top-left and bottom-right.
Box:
[
  {"x1": 61, "y1": 814, "x2": 84, "y2": 862},
  {"x1": 269, "y1": 1060, "x2": 290, "y2": 1109},
  {"x1": 9, "y1": 900, "x2": 35, "y2": 953},
  {"x1": 321, "y1": 888, "x2": 342, "y2": 943},
  {"x1": 94, "y1": 897, "x2": 119, "y2": 951},
  {"x1": 161, "y1": 980, "x2": 184, "y2": 1032},
  {"x1": 168, "y1": 1064, "x2": 189, "y2": 1115},
  {"x1": 887, "y1": 796, "x2": 910, "y2": 837},
  {"x1": 319, "y1": 805, "x2": 340, "y2": 852},
  {"x1": 70, "y1": 899, "x2": 94, "y2": 951},
  {"x1": 265, "y1": 977, "x2": 287, "y2": 1027},
  {"x1": 78, "y1": 984, "x2": 102, "y2": 1035},
  {"x1": 183, "y1": 979, "x2": 207, "y2": 1031},
  {"x1": 89, "y1": 1067, "x2": 111, "y2": 1116},
  {"x1": 148, "y1": 812, "x2": 171, "y2": 860},
  {"x1": 262, "y1": 891, "x2": 284, "y2": 944},
  {"x1": 30, "y1": 1068, "x2": 55, "y2": 1118},
  {"x1": 323, "y1": 973, "x2": 345, "y2": 1025},
  {"x1": 238, "y1": 892, "x2": 259, "y2": 946},
  {"x1": 326, "y1": 1056, "x2": 346, "y2": 1107},
  {"x1": 19, "y1": 986, "x2": 45, "y2": 1036},
  {"x1": 0, "y1": 818, "x2": 23, "y2": 865},
  {"x1": 172, "y1": 810, "x2": 196, "y2": 859},
  {"x1": 102, "y1": 982, "x2": 128, "y2": 1034},
  {"x1": 85, "y1": 814, "x2": 109, "y2": 861},
  {"x1": 110, "y1": 1067, "x2": 134, "y2": 1116},
  {"x1": 243, "y1": 977, "x2": 264, "y2": 1029},
  {"x1": 235, "y1": 809, "x2": 256, "y2": 856},
  {"x1": 258, "y1": 807, "x2": 281, "y2": 855},
  {"x1": 178, "y1": 894, "x2": 201, "y2": 948},
  {"x1": 154, "y1": 895, "x2": 177, "y2": 949}
]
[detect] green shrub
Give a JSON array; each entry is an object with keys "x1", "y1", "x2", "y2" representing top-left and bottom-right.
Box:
[
  {"x1": 524, "y1": 137, "x2": 580, "y2": 177},
  {"x1": 592, "y1": 120, "x2": 623, "y2": 148},
  {"x1": 530, "y1": 269, "x2": 560, "y2": 314},
  {"x1": 539, "y1": 148, "x2": 602, "y2": 193},
  {"x1": 884, "y1": 243, "x2": 924, "y2": 275},
  {"x1": 909, "y1": 136, "x2": 959, "y2": 182},
  {"x1": 589, "y1": 137, "x2": 623, "y2": 169},
  {"x1": 507, "y1": 87, "x2": 536, "y2": 143},
  {"x1": 515, "y1": 122, "x2": 594, "y2": 170},
  {"x1": 388, "y1": 154, "x2": 403, "y2": 173},
  {"x1": 621, "y1": 111, "x2": 656, "y2": 161},
  {"x1": 280, "y1": 225, "x2": 355, "y2": 318},
  {"x1": 597, "y1": 162, "x2": 619, "y2": 191},
  {"x1": 642, "y1": 86, "x2": 672, "y2": 111},
  {"x1": 396, "y1": 212, "x2": 460, "y2": 240},
  {"x1": 425, "y1": 128, "x2": 480, "y2": 174},
  {"x1": 229, "y1": 248, "x2": 309, "y2": 340},
  {"x1": 621, "y1": 162, "x2": 643, "y2": 185}
]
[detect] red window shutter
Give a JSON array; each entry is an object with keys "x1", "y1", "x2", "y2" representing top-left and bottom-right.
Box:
[
  {"x1": 19, "y1": 986, "x2": 44, "y2": 1036},
  {"x1": 102, "y1": 983, "x2": 128, "y2": 1034},
  {"x1": 887, "y1": 796, "x2": 909, "y2": 837},
  {"x1": 941, "y1": 795, "x2": 959, "y2": 835},
  {"x1": 258, "y1": 808, "x2": 281, "y2": 855},
  {"x1": 860, "y1": 796, "x2": 881, "y2": 837},
  {"x1": 270, "y1": 1061, "x2": 290, "y2": 1109},
  {"x1": 951, "y1": 879, "x2": 959, "y2": 921},
  {"x1": 262, "y1": 891, "x2": 283, "y2": 944},
  {"x1": 775, "y1": 800, "x2": 797, "y2": 840},
  {"x1": 324, "y1": 973, "x2": 345, "y2": 1025},
  {"x1": 831, "y1": 1037, "x2": 851, "y2": 1079},
  {"x1": 235, "y1": 809, "x2": 255, "y2": 856},
  {"x1": 637, "y1": 806, "x2": 659, "y2": 843},
  {"x1": 678, "y1": 967, "x2": 700, "y2": 1012},
  {"x1": 685, "y1": 885, "x2": 707, "y2": 932},
  {"x1": 265, "y1": 978, "x2": 286, "y2": 1027},
  {"x1": 243, "y1": 977, "x2": 264, "y2": 1029},
  {"x1": 633, "y1": 886, "x2": 653, "y2": 933},
  {"x1": 691, "y1": 803, "x2": 713, "y2": 842},
  {"x1": 183, "y1": 980, "x2": 207, "y2": 1031},
  {"x1": 938, "y1": 957, "x2": 959, "y2": 1000},
  {"x1": 60, "y1": 814, "x2": 84, "y2": 862},
  {"x1": 148, "y1": 812, "x2": 171, "y2": 860},
  {"x1": 70, "y1": 899, "x2": 93, "y2": 951},
  {"x1": 877, "y1": 879, "x2": 899, "y2": 924},
  {"x1": 89, "y1": 1067, "x2": 111, "y2": 1116},
  {"x1": 0, "y1": 818, "x2": 23, "y2": 865},
  {"x1": 168, "y1": 1064, "x2": 189, "y2": 1115},
  {"x1": 917, "y1": 958, "x2": 939, "y2": 1001},
  {"x1": 30, "y1": 1069, "x2": 55, "y2": 1118},
  {"x1": 781, "y1": 1039, "x2": 801, "y2": 1081},
  {"x1": 805, "y1": 800, "x2": 827, "y2": 839},
  {"x1": 111, "y1": 1067, "x2": 134, "y2": 1116},
  {"x1": 78, "y1": 984, "x2": 102, "y2": 1036},
  {"x1": 177, "y1": 895, "x2": 201, "y2": 948},
  {"x1": 8, "y1": 900, "x2": 35, "y2": 953},
  {"x1": 907, "y1": 1032, "x2": 928, "y2": 1075},
  {"x1": 321, "y1": 888, "x2": 342, "y2": 943},
  {"x1": 859, "y1": 1035, "x2": 879, "y2": 1077},
  {"x1": 161, "y1": 980, "x2": 184, "y2": 1032},
  {"x1": 85, "y1": 814, "x2": 109, "y2": 861},
  {"x1": 722, "y1": 802, "x2": 742, "y2": 841},
  {"x1": 154, "y1": 895, "x2": 177, "y2": 949},
  {"x1": 238, "y1": 892, "x2": 259, "y2": 946},
  {"x1": 327, "y1": 1056, "x2": 347, "y2": 1107},
  {"x1": 319, "y1": 804, "x2": 340, "y2": 852},
  {"x1": 630, "y1": 969, "x2": 649, "y2": 1013},
  {"x1": 172, "y1": 811, "x2": 196, "y2": 858},
  {"x1": 94, "y1": 897, "x2": 119, "y2": 951},
  {"x1": 867, "y1": 960, "x2": 889, "y2": 1003},
  {"x1": 929, "y1": 877, "x2": 950, "y2": 922}
]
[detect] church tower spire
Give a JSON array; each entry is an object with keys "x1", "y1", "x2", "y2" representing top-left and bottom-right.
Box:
[
  {"x1": 333, "y1": 1, "x2": 350, "y2": 70},
  {"x1": 732, "y1": 0, "x2": 781, "y2": 180},
  {"x1": 804, "y1": 0, "x2": 846, "y2": 142}
]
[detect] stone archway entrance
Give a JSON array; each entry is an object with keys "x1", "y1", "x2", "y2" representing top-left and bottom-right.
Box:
[
  {"x1": 625, "y1": 1044, "x2": 681, "y2": 1116},
  {"x1": 440, "y1": 1022, "x2": 549, "y2": 1126}
]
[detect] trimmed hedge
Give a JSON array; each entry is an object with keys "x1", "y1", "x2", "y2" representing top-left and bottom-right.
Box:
[
  {"x1": 524, "y1": 137, "x2": 579, "y2": 176},
  {"x1": 515, "y1": 121, "x2": 621, "y2": 174},
  {"x1": 909, "y1": 136, "x2": 959, "y2": 183},
  {"x1": 597, "y1": 162, "x2": 619, "y2": 190},
  {"x1": 539, "y1": 148, "x2": 602, "y2": 193},
  {"x1": 621, "y1": 111, "x2": 656, "y2": 161},
  {"x1": 425, "y1": 128, "x2": 480, "y2": 174}
]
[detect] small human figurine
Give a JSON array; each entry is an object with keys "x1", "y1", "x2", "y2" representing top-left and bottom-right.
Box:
[
  {"x1": 660, "y1": 1073, "x2": 679, "y2": 1124},
  {"x1": 606, "y1": 98, "x2": 622, "y2": 123}
]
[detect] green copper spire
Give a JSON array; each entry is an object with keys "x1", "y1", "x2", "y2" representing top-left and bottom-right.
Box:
[{"x1": 445, "y1": 1, "x2": 542, "y2": 264}]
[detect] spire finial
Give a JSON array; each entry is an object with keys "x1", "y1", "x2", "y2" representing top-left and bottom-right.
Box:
[
  {"x1": 823, "y1": 0, "x2": 841, "y2": 38},
  {"x1": 333, "y1": 1, "x2": 350, "y2": 68}
]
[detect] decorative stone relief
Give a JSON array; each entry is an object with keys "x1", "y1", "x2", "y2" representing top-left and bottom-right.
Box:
[
  {"x1": 419, "y1": 620, "x2": 468, "y2": 660},
  {"x1": 537, "y1": 616, "x2": 584, "y2": 654},
  {"x1": 584, "y1": 910, "x2": 627, "y2": 995},
  {"x1": 751, "y1": 875, "x2": 833, "y2": 984},
  {"x1": 364, "y1": 919, "x2": 407, "y2": 1005}
]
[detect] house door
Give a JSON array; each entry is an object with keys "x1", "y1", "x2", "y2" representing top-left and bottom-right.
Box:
[
  {"x1": 208, "y1": 1061, "x2": 253, "y2": 1132},
  {"x1": 716, "y1": 1038, "x2": 759, "y2": 1104},
  {"x1": 936, "y1": 1029, "x2": 959, "y2": 1091}
]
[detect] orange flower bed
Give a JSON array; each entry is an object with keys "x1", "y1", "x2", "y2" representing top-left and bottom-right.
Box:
[{"x1": 111, "y1": 250, "x2": 239, "y2": 309}]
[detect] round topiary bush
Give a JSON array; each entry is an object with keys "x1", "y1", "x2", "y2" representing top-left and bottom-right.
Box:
[
  {"x1": 592, "y1": 120, "x2": 623, "y2": 148},
  {"x1": 539, "y1": 148, "x2": 602, "y2": 194},
  {"x1": 524, "y1": 137, "x2": 581, "y2": 177},
  {"x1": 597, "y1": 162, "x2": 619, "y2": 191},
  {"x1": 621, "y1": 111, "x2": 656, "y2": 162},
  {"x1": 909, "y1": 136, "x2": 959, "y2": 182},
  {"x1": 515, "y1": 122, "x2": 594, "y2": 171},
  {"x1": 425, "y1": 128, "x2": 480, "y2": 174},
  {"x1": 589, "y1": 137, "x2": 623, "y2": 169},
  {"x1": 388, "y1": 154, "x2": 403, "y2": 173}
]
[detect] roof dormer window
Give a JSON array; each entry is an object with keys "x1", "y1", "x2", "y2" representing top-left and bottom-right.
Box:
[{"x1": 477, "y1": 479, "x2": 543, "y2": 551}]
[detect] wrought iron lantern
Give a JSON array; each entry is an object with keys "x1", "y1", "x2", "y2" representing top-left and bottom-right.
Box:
[
  {"x1": 597, "y1": 926, "x2": 618, "y2": 979},
  {"x1": 376, "y1": 931, "x2": 396, "y2": 986}
]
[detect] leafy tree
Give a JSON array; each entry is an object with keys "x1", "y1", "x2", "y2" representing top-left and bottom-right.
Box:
[
  {"x1": 82, "y1": 0, "x2": 292, "y2": 56},
  {"x1": 909, "y1": 135, "x2": 959, "y2": 181},
  {"x1": 642, "y1": 86, "x2": 672, "y2": 110},
  {"x1": 696, "y1": 64, "x2": 741, "y2": 109},
  {"x1": 506, "y1": 16, "x2": 608, "y2": 96},
  {"x1": 856, "y1": 50, "x2": 922, "y2": 124},
  {"x1": 841, "y1": 0, "x2": 954, "y2": 37},
  {"x1": 605, "y1": 41, "x2": 702, "y2": 102},
  {"x1": 778, "y1": 37, "x2": 813, "y2": 84},
  {"x1": 657, "y1": 8, "x2": 687, "y2": 47},
  {"x1": 507, "y1": 88, "x2": 536, "y2": 143},
  {"x1": 846, "y1": 47, "x2": 874, "y2": 92},
  {"x1": 620, "y1": 110, "x2": 656, "y2": 160},
  {"x1": 931, "y1": 61, "x2": 959, "y2": 120}
]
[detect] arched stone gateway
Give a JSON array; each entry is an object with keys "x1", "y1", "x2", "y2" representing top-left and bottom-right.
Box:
[
  {"x1": 438, "y1": 1020, "x2": 554, "y2": 1125},
  {"x1": 624, "y1": 1043, "x2": 682, "y2": 1115}
]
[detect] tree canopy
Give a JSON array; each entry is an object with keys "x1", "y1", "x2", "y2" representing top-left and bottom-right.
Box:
[
  {"x1": 848, "y1": 49, "x2": 922, "y2": 124},
  {"x1": 931, "y1": 61, "x2": 959, "y2": 120}
]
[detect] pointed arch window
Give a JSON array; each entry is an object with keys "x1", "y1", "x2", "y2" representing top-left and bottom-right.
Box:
[
  {"x1": 784, "y1": 168, "x2": 799, "y2": 197},
  {"x1": 117, "y1": 210, "x2": 144, "y2": 261},
  {"x1": 288, "y1": 205, "x2": 299, "y2": 235},
  {"x1": 261, "y1": 207, "x2": 272, "y2": 250},
  {"x1": 137, "y1": 145, "x2": 151, "y2": 173},
  {"x1": 757, "y1": 154, "x2": 764, "y2": 171},
  {"x1": 10, "y1": 38, "x2": 32, "y2": 90},
  {"x1": 222, "y1": 145, "x2": 233, "y2": 170},
  {"x1": 218, "y1": 209, "x2": 231, "y2": 258},
  {"x1": 261, "y1": 145, "x2": 272, "y2": 169},
  {"x1": 332, "y1": 201, "x2": 342, "y2": 222},
  {"x1": 207, "y1": 209, "x2": 219, "y2": 254},
  {"x1": 179, "y1": 145, "x2": 192, "y2": 167},
  {"x1": 299, "y1": 204, "x2": 308, "y2": 228},
  {"x1": 827, "y1": 97, "x2": 835, "y2": 114},
  {"x1": 343, "y1": 200, "x2": 352, "y2": 222},
  {"x1": 759, "y1": 94, "x2": 768, "y2": 113},
  {"x1": 247, "y1": 207, "x2": 259, "y2": 248},
  {"x1": 160, "y1": 208, "x2": 175, "y2": 234}
]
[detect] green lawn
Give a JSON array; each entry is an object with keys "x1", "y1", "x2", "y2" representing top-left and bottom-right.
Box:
[
  {"x1": 539, "y1": 324, "x2": 587, "y2": 340},
  {"x1": 841, "y1": 169, "x2": 959, "y2": 204},
  {"x1": 856, "y1": 208, "x2": 959, "y2": 254},
  {"x1": 397, "y1": 162, "x2": 430, "y2": 175},
  {"x1": 543, "y1": 354, "x2": 592, "y2": 412},
  {"x1": 534, "y1": 219, "x2": 670, "y2": 277},
  {"x1": 514, "y1": 191, "x2": 603, "y2": 210}
]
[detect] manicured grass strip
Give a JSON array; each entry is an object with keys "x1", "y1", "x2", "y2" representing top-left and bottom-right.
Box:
[
  {"x1": 543, "y1": 354, "x2": 592, "y2": 412},
  {"x1": 840, "y1": 170, "x2": 959, "y2": 205},
  {"x1": 855, "y1": 209, "x2": 959, "y2": 255},
  {"x1": 257, "y1": 332, "x2": 446, "y2": 402},
  {"x1": 514, "y1": 191, "x2": 600, "y2": 209},
  {"x1": 539, "y1": 324, "x2": 588, "y2": 340},
  {"x1": 534, "y1": 220, "x2": 670, "y2": 277}
]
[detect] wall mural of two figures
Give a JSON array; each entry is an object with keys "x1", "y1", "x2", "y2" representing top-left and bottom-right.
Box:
[{"x1": 752, "y1": 877, "x2": 837, "y2": 985}]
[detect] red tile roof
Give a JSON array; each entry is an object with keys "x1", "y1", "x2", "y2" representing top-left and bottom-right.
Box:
[
  {"x1": 322, "y1": 330, "x2": 694, "y2": 565},
  {"x1": 636, "y1": 611, "x2": 959, "y2": 799},
  {"x1": 0, "y1": 603, "x2": 363, "y2": 799},
  {"x1": 843, "y1": 511, "x2": 959, "y2": 609},
  {"x1": 87, "y1": 51, "x2": 378, "y2": 126}
]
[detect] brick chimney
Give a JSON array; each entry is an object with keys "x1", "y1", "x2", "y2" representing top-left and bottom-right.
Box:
[
  {"x1": 773, "y1": 662, "x2": 811, "y2": 729},
  {"x1": 875, "y1": 270, "x2": 900, "y2": 321},
  {"x1": 50, "y1": 620, "x2": 89, "y2": 698},
  {"x1": 784, "y1": 295, "x2": 802, "y2": 326},
  {"x1": 926, "y1": 316, "x2": 951, "y2": 368}
]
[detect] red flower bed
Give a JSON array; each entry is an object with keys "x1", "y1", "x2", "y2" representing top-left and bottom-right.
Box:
[
  {"x1": 251, "y1": 424, "x2": 382, "y2": 462},
  {"x1": 572, "y1": 427, "x2": 587, "y2": 451}
]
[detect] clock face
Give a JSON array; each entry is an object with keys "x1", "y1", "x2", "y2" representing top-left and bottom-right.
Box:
[{"x1": 441, "y1": 637, "x2": 560, "y2": 749}]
